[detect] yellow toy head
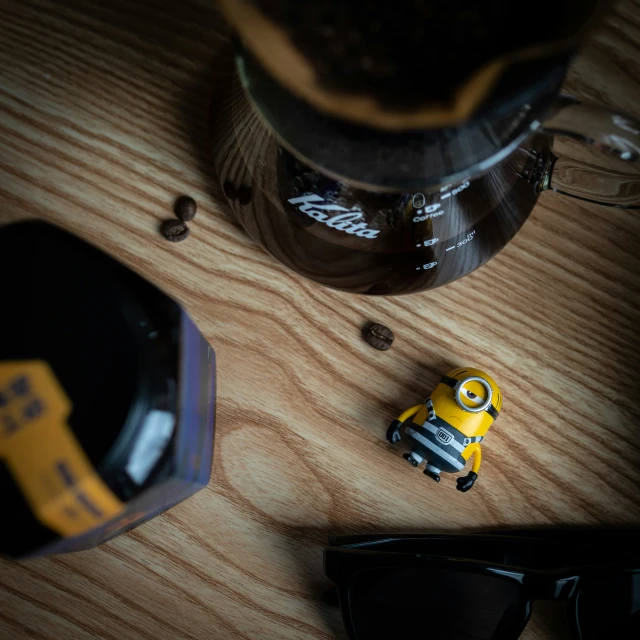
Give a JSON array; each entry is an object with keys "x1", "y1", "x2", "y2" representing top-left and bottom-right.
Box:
[{"x1": 428, "y1": 367, "x2": 502, "y2": 438}]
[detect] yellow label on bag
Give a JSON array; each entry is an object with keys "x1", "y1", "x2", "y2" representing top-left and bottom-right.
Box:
[{"x1": 0, "y1": 361, "x2": 124, "y2": 538}]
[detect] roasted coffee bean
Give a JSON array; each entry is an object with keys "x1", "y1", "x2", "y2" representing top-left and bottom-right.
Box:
[
  {"x1": 162, "y1": 220, "x2": 190, "y2": 242},
  {"x1": 175, "y1": 196, "x2": 198, "y2": 222},
  {"x1": 362, "y1": 322, "x2": 394, "y2": 351},
  {"x1": 237, "y1": 185, "x2": 253, "y2": 205}
]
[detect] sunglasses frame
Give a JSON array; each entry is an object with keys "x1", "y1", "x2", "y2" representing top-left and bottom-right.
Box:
[{"x1": 324, "y1": 531, "x2": 640, "y2": 640}]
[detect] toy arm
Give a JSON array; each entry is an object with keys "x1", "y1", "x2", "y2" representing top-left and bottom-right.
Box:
[
  {"x1": 457, "y1": 444, "x2": 481, "y2": 492},
  {"x1": 469, "y1": 443, "x2": 482, "y2": 474},
  {"x1": 397, "y1": 405, "x2": 422, "y2": 423},
  {"x1": 386, "y1": 405, "x2": 422, "y2": 444}
]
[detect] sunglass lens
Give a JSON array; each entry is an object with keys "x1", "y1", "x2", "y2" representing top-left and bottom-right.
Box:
[
  {"x1": 576, "y1": 573, "x2": 640, "y2": 639},
  {"x1": 348, "y1": 567, "x2": 524, "y2": 640}
]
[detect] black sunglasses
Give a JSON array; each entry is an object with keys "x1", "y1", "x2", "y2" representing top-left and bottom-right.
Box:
[{"x1": 324, "y1": 529, "x2": 640, "y2": 640}]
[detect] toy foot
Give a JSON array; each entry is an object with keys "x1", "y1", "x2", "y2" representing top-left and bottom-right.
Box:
[
  {"x1": 403, "y1": 453, "x2": 419, "y2": 467},
  {"x1": 423, "y1": 468, "x2": 441, "y2": 482}
]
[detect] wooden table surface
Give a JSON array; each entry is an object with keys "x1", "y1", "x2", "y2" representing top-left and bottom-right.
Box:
[{"x1": 1, "y1": 1, "x2": 639, "y2": 639}]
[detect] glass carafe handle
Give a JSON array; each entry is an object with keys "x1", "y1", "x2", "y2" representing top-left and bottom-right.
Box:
[{"x1": 538, "y1": 95, "x2": 640, "y2": 209}]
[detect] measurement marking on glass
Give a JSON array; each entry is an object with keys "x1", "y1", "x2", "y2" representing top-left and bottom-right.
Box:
[
  {"x1": 416, "y1": 238, "x2": 439, "y2": 248},
  {"x1": 440, "y1": 180, "x2": 470, "y2": 201},
  {"x1": 412, "y1": 193, "x2": 426, "y2": 209},
  {"x1": 412, "y1": 203, "x2": 442, "y2": 223},
  {"x1": 416, "y1": 262, "x2": 438, "y2": 271},
  {"x1": 446, "y1": 231, "x2": 476, "y2": 253}
]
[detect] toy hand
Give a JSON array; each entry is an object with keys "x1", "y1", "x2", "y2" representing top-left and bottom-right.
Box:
[
  {"x1": 386, "y1": 420, "x2": 403, "y2": 444},
  {"x1": 456, "y1": 472, "x2": 478, "y2": 492}
]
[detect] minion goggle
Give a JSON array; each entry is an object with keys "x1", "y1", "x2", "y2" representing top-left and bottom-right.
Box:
[{"x1": 440, "y1": 375, "x2": 499, "y2": 420}]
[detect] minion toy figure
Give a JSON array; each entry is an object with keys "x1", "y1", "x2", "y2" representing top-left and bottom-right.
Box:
[{"x1": 386, "y1": 368, "x2": 502, "y2": 492}]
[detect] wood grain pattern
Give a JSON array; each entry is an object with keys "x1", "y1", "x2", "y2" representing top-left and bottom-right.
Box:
[{"x1": 0, "y1": 1, "x2": 639, "y2": 639}]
